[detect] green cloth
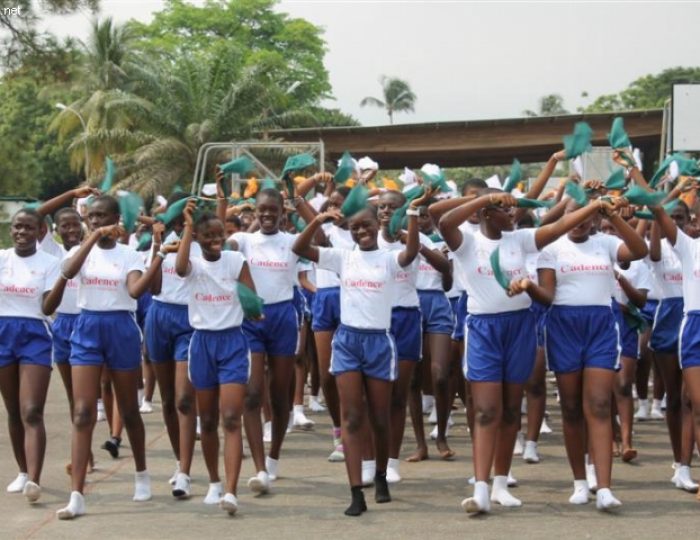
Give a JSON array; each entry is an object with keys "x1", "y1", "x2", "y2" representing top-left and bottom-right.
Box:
[
  {"x1": 389, "y1": 202, "x2": 409, "y2": 237},
  {"x1": 23, "y1": 201, "x2": 41, "y2": 210},
  {"x1": 340, "y1": 184, "x2": 369, "y2": 217},
  {"x1": 237, "y1": 282, "x2": 264, "y2": 319},
  {"x1": 421, "y1": 171, "x2": 450, "y2": 193},
  {"x1": 428, "y1": 232, "x2": 443, "y2": 243},
  {"x1": 335, "y1": 151, "x2": 355, "y2": 183},
  {"x1": 100, "y1": 157, "x2": 115, "y2": 192},
  {"x1": 623, "y1": 303, "x2": 648, "y2": 332},
  {"x1": 219, "y1": 156, "x2": 254, "y2": 176},
  {"x1": 136, "y1": 232, "x2": 152, "y2": 251},
  {"x1": 118, "y1": 192, "x2": 143, "y2": 234},
  {"x1": 156, "y1": 197, "x2": 192, "y2": 225},
  {"x1": 565, "y1": 180, "x2": 588, "y2": 206},
  {"x1": 623, "y1": 184, "x2": 665, "y2": 207},
  {"x1": 604, "y1": 168, "x2": 626, "y2": 190},
  {"x1": 608, "y1": 117, "x2": 631, "y2": 149},
  {"x1": 633, "y1": 200, "x2": 679, "y2": 220},
  {"x1": 489, "y1": 247, "x2": 511, "y2": 291},
  {"x1": 563, "y1": 122, "x2": 593, "y2": 159},
  {"x1": 516, "y1": 198, "x2": 554, "y2": 209},
  {"x1": 290, "y1": 213, "x2": 306, "y2": 233},
  {"x1": 649, "y1": 153, "x2": 693, "y2": 188},
  {"x1": 282, "y1": 153, "x2": 316, "y2": 177},
  {"x1": 260, "y1": 177, "x2": 278, "y2": 191},
  {"x1": 502, "y1": 159, "x2": 521, "y2": 193}
]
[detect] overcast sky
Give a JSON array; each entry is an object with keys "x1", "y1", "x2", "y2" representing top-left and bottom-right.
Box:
[{"x1": 39, "y1": 0, "x2": 700, "y2": 126}]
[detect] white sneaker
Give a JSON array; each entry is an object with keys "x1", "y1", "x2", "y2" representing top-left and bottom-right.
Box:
[
  {"x1": 220, "y1": 493, "x2": 238, "y2": 515},
  {"x1": 634, "y1": 400, "x2": 650, "y2": 421},
  {"x1": 362, "y1": 460, "x2": 376, "y2": 486},
  {"x1": 462, "y1": 480, "x2": 491, "y2": 514},
  {"x1": 490, "y1": 475, "x2": 522, "y2": 507},
  {"x1": 672, "y1": 465, "x2": 699, "y2": 492},
  {"x1": 586, "y1": 463, "x2": 598, "y2": 492},
  {"x1": 6, "y1": 472, "x2": 28, "y2": 493},
  {"x1": 139, "y1": 400, "x2": 154, "y2": 414},
  {"x1": 513, "y1": 432, "x2": 524, "y2": 456},
  {"x1": 265, "y1": 456, "x2": 278, "y2": 481},
  {"x1": 248, "y1": 470, "x2": 270, "y2": 494},
  {"x1": 263, "y1": 421, "x2": 272, "y2": 443},
  {"x1": 596, "y1": 488, "x2": 622, "y2": 511},
  {"x1": 293, "y1": 406, "x2": 314, "y2": 430},
  {"x1": 507, "y1": 470, "x2": 518, "y2": 487},
  {"x1": 328, "y1": 442, "x2": 345, "y2": 462},
  {"x1": 569, "y1": 480, "x2": 590, "y2": 504},
  {"x1": 539, "y1": 417, "x2": 553, "y2": 434},
  {"x1": 467, "y1": 476, "x2": 476, "y2": 485},
  {"x1": 309, "y1": 396, "x2": 326, "y2": 413},
  {"x1": 203, "y1": 482, "x2": 223, "y2": 504},
  {"x1": 172, "y1": 472, "x2": 191, "y2": 499},
  {"x1": 96, "y1": 399, "x2": 106, "y2": 422},
  {"x1": 168, "y1": 462, "x2": 180, "y2": 486},
  {"x1": 523, "y1": 440, "x2": 540, "y2": 463},
  {"x1": 430, "y1": 423, "x2": 451, "y2": 440},
  {"x1": 422, "y1": 395, "x2": 434, "y2": 415},
  {"x1": 23, "y1": 481, "x2": 41, "y2": 503},
  {"x1": 56, "y1": 491, "x2": 86, "y2": 520},
  {"x1": 133, "y1": 471, "x2": 152, "y2": 502},
  {"x1": 650, "y1": 400, "x2": 665, "y2": 420},
  {"x1": 387, "y1": 458, "x2": 402, "y2": 483}
]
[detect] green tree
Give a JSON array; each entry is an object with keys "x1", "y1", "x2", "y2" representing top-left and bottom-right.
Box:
[
  {"x1": 523, "y1": 94, "x2": 569, "y2": 117},
  {"x1": 360, "y1": 76, "x2": 416, "y2": 124},
  {"x1": 584, "y1": 67, "x2": 700, "y2": 112}
]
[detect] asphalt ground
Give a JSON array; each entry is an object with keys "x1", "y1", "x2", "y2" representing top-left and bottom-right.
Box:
[{"x1": 2, "y1": 376, "x2": 699, "y2": 540}]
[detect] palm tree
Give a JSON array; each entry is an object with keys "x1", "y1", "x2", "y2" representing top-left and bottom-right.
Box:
[
  {"x1": 360, "y1": 76, "x2": 416, "y2": 124},
  {"x1": 523, "y1": 94, "x2": 569, "y2": 117}
]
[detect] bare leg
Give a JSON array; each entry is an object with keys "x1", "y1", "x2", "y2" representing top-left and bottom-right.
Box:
[
  {"x1": 0, "y1": 363, "x2": 27, "y2": 474},
  {"x1": 220, "y1": 383, "x2": 246, "y2": 495},
  {"x1": 525, "y1": 348, "x2": 546, "y2": 442},
  {"x1": 70, "y1": 365, "x2": 103, "y2": 493},
  {"x1": 175, "y1": 362, "x2": 197, "y2": 476},
  {"x1": 430, "y1": 332, "x2": 454, "y2": 458},
  {"x1": 389, "y1": 360, "x2": 416, "y2": 458},
  {"x1": 614, "y1": 356, "x2": 637, "y2": 460},
  {"x1": 583, "y1": 368, "x2": 616, "y2": 489},
  {"x1": 655, "y1": 351, "x2": 684, "y2": 462},
  {"x1": 493, "y1": 382, "x2": 525, "y2": 476},
  {"x1": 110, "y1": 369, "x2": 147, "y2": 472},
  {"x1": 365, "y1": 377, "x2": 393, "y2": 474},
  {"x1": 406, "y1": 356, "x2": 428, "y2": 462},
  {"x1": 470, "y1": 382, "x2": 503, "y2": 482},
  {"x1": 314, "y1": 331, "x2": 341, "y2": 427},
  {"x1": 243, "y1": 353, "x2": 266, "y2": 473},
  {"x1": 555, "y1": 371, "x2": 586, "y2": 479},
  {"x1": 268, "y1": 355, "x2": 295, "y2": 460},
  {"x1": 142, "y1": 353, "x2": 155, "y2": 403},
  {"x1": 335, "y1": 372, "x2": 367, "y2": 486},
  {"x1": 152, "y1": 360, "x2": 179, "y2": 459},
  {"x1": 196, "y1": 388, "x2": 220, "y2": 483}
]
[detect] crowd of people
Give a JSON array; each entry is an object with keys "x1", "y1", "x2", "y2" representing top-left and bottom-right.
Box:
[{"x1": 1, "y1": 126, "x2": 700, "y2": 520}]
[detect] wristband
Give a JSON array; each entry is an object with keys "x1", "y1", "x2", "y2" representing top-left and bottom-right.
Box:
[
  {"x1": 406, "y1": 207, "x2": 420, "y2": 217},
  {"x1": 60, "y1": 271, "x2": 71, "y2": 281},
  {"x1": 156, "y1": 251, "x2": 167, "y2": 259}
]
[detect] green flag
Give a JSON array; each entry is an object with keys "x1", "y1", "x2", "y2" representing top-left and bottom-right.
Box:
[
  {"x1": 282, "y1": 153, "x2": 316, "y2": 177},
  {"x1": 623, "y1": 184, "x2": 665, "y2": 207},
  {"x1": 100, "y1": 157, "x2": 116, "y2": 192},
  {"x1": 136, "y1": 231, "x2": 152, "y2": 251},
  {"x1": 118, "y1": 192, "x2": 143, "y2": 234},
  {"x1": 633, "y1": 200, "x2": 679, "y2": 220},
  {"x1": 565, "y1": 180, "x2": 588, "y2": 206},
  {"x1": 563, "y1": 122, "x2": 593, "y2": 159},
  {"x1": 156, "y1": 197, "x2": 192, "y2": 226},
  {"x1": 502, "y1": 159, "x2": 522, "y2": 193},
  {"x1": 489, "y1": 247, "x2": 511, "y2": 291},
  {"x1": 516, "y1": 198, "x2": 554, "y2": 209},
  {"x1": 604, "y1": 168, "x2": 626, "y2": 190},
  {"x1": 340, "y1": 184, "x2": 370, "y2": 217},
  {"x1": 608, "y1": 117, "x2": 631, "y2": 149},
  {"x1": 220, "y1": 156, "x2": 254, "y2": 176},
  {"x1": 335, "y1": 151, "x2": 355, "y2": 183},
  {"x1": 237, "y1": 282, "x2": 264, "y2": 319}
]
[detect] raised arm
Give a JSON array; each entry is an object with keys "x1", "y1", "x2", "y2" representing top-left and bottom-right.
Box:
[
  {"x1": 292, "y1": 209, "x2": 340, "y2": 263},
  {"x1": 215, "y1": 169, "x2": 228, "y2": 224},
  {"x1": 652, "y1": 205, "x2": 678, "y2": 246},
  {"x1": 42, "y1": 277, "x2": 67, "y2": 316},
  {"x1": 38, "y1": 186, "x2": 99, "y2": 217},
  {"x1": 615, "y1": 271, "x2": 648, "y2": 308},
  {"x1": 428, "y1": 195, "x2": 476, "y2": 225},
  {"x1": 149, "y1": 222, "x2": 166, "y2": 295},
  {"x1": 513, "y1": 150, "x2": 565, "y2": 222},
  {"x1": 62, "y1": 224, "x2": 123, "y2": 279},
  {"x1": 397, "y1": 190, "x2": 431, "y2": 268},
  {"x1": 534, "y1": 200, "x2": 605, "y2": 249},
  {"x1": 175, "y1": 200, "x2": 196, "y2": 276},
  {"x1": 611, "y1": 211, "x2": 649, "y2": 262}
]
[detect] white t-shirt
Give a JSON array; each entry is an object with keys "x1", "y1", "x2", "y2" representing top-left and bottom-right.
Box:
[
  {"x1": 231, "y1": 231, "x2": 297, "y2": 304},
  {"x1": 152, "y1": 232, "x2": 202, "y2": 305},
  {"x1": 415, "y1": 235, "x2": 445, "y2": 292},
  {"x1": 650, "y1": 239, "x2": 683, "y2": 299},
  {"x1": 316, "y1": 223, "x2": 354, "y2": 289},
  {"x1": 57, "y1": 247, "x2": 80, "y2": 315},
  {"x1": 377, "y1": 233, "x2": 429, "y2": 308},
  {"x1": 453, "y1": 228, "x2": 537, "y2": 314},
  {"x1": 185, "y1": 252, "x2": 246, "y2": 330},
  {"x1": 538, "y1": 234, "x2": 622, "y2": 306},
  {"x1": 450, "y1": 221, "x2": 481, "y2": 293},
  {"x1": 39, "y1": 233, "x2": 64, "y2": 259},
  {"x1": 613, "y1": 260, "x2": 653, "y2": 305},
  {"x1": 672, "y1": 230, "x2": 700, "y2": 312},
  {"x1": 317, "y1": 247, "x2": 401, "y2": 329},
  {"x1": 0, "y1": 249, "x2": 60, "y2": 320},
  {"x1": 69, "y1": 243, "x2": 145, "y2": 311}
]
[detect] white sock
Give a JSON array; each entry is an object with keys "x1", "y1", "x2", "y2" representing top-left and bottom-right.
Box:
[
  {"x1": 203, "y1": 482, "x2": 223, "y2": 504},
  {"x1": 596, "y1": 487, "x2": 621, "y2": 510},
  {"x1": 491, "y1": 475, "x2": 522, "y2": 507},
  {"x1": 462, "y1": 480, "x2": 491, "y2": 513},
  {"x1": 569, "y1": 479, "x2": 590, "y2": 504},
  {"x1": 6, "y1": 472, "x2": 28, "y2": 493},
  {"x1": 266, "y1": 456, "x2": 279, "y2": 481},
  {"x1": 362, "y1": 460, "x2": 376, "y2": 485},
  {"x1": 133, "y1": 470, "x2": 152, "y2": 502},
  {"x1": 56, "y1": 491, "x2": 86, "y2": 519},
  {"x1": 293, "y1": 404, "x2": 304, "y2": 414},
  {"x1": 220, "y1": 492, "x2": 238, "y2": 515}
]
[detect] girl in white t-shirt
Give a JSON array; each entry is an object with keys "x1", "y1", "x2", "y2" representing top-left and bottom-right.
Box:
[
  {"x1": 537, "y1": 198, "x2": 647, "y2": 511},
  {"x1": 175, "y1": 202, "x2": 258, "y2": 515},
  {"x1": 292, "y1": 192, "x2": 424, "y2": 516},
  {"x1": 227, "y1": 188, "x2": 300, "y2": 487},
  {"x1": 439, "y1": 189, "x2": 618, "y2": 514},
  {"x1": 653, "y1": 201, "x2": 700, "y2": 499},
  {"x1": 56, "y1": 195, "x2": 167, "y2": 519},
  {"x1": 1, "y1": 208, "x2": 62, "y2": 504}
]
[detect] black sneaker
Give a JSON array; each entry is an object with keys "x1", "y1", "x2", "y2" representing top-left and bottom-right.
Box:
[{"x1": 102, "y1": 437, "x2": 120, "y2": 459}]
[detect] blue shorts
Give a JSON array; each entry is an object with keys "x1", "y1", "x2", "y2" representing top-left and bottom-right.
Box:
[
  {"x1": 292, "y1": 287, "x2": 306, "y2": 325},
  {"x1": 145, "y1": 301, "x2": 193, "y2": 363},
  {"x1": 70, "y1": 310, "x2": 142, "y2": 371},
  {"x1": 613, "y1": 302, "x2": 639, "y2": 359},
  {"x1": 544, "y1": 305, "x2": 620, "y2": 373},
  {"x1": 650, "y1": 297, "x2": 683, "y2": 353},
  {"x1": 464, "y1": 309, "x2": 536, "y2": 383},
  {"x1": 451, "y1": 292, "x2": 468, "y2": 341},
  {"x1": 530, "y1": 301, "x2": 548, "y2": 348},
  {"x1": 311, "y1": 287, "x2": 341, "y2": 332},
  {"x1": 243, "y1": 300, "x2": 299, "y2": 357},
  {"x1": 52, "y1": 313, "x2": 78, "y2": 364},
  {"x1": 331, "y1": 324, "x2": 397, "y2": 381},
  {"x1": 188, "y1": 327, "x2": 250, "y2": 390},
  {"x1": 136, "y1": 292, "x2": 153, "y2": 329},
  {"x1": 391, "y1": 307, "x2": 422, "y2": 361},
  {"x1": 418, "y1": 290, "x2": 454, "y2": 335},
  {"x1": 641, "y1": 299, "x2": 659, "y2": 327},
  {"x1": 301, "y1": 288, "x2": 314, "y2": 320},
  {"x1": 0, "y1": 317, "x2": 52, "y2": 369}
]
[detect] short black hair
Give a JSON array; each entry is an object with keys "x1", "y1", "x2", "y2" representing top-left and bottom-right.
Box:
[
  {"x1": 256, "y1": 188, "x2": 284, "y2": 208},
  {"x1": 462, "y1": 178, "x2": 488, "y2": 194},
  {"x1": 12, "y1": 208, "x2": 42, "y2": 227},
  {"x1": 195, "y1": 212, "x2": 221, "y2": 231},
  {"x1": 335, "y1": 186, "x2": 351, "y2": 198},
  {"x1": 54, "y1": 207, "x2": 81, "y2": 224},
  {"x1": 226, "y1": 215, "x2": 241, "y2": 227},
  {"x1": 90, "y1": 194, "x2": 119, "y2": 215}
]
